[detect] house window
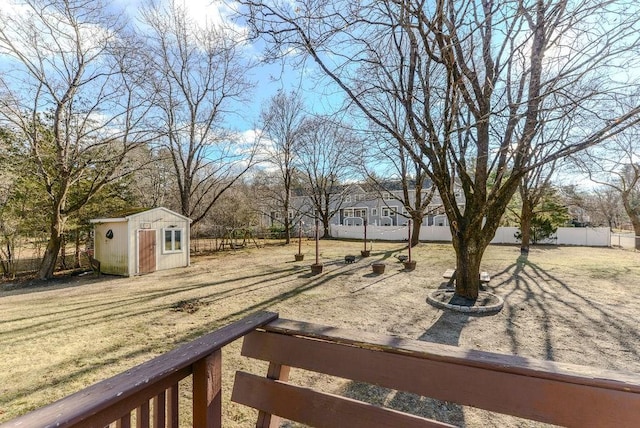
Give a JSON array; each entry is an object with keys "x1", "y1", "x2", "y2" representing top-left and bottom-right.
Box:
[
  {"x1": 372, "y1": 208, "x2": 378, "y2": 216},
  {"x1": 345, "y1": 195, "x2": 352, "y2": 203},
  {"x1": 288, "y1": 211, "x2": 294, "y2": 219},
  {"x1": 382, "y1": 192, "x2": 392, "y2": 200},
  {"x1": 164, "y1": 229, "x2": 182, "y2": 253},
  {"x1": 382, "y1": 208, "x2": 391, "y2": 217}
]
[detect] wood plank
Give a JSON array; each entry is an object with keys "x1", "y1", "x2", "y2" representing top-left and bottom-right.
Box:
[
  {"x1": 1, "y1": 311, "x2": 278, "y2": 428},
  {"x1": 152, "y1": 391, "x2": 165, "y2": 428},
  {"x1": 167, "y1": 385, "x2": 179, "y2": 428},
  {"x1": 136, "y1": 401, "x2": 149, "y2": 428},
  {"x1": 115, "y1": 415, "x2": 131, "y2": 428},
  {"x1": 256, "y1": 362, "x2": 291, "y2": 428},
  {"x1": 261, "y1": 318, "x2": 640, "y2": 392},
  {"x1": 193, "y1": 350, "x2": 222, "y2": 428},
  {"x1": 442, "y1": 269, "x2": 456, "y2": 278},
  {"x1": 232, "y1": 372, "x2": 455, "y2": 428},
  {"x1": 242, "y1": 329, "x2": 640, "y2": 427}
]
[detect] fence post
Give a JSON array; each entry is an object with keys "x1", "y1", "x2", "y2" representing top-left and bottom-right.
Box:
[{"x1": 193, "y1": 349, "x2": 222, "y2": 428}]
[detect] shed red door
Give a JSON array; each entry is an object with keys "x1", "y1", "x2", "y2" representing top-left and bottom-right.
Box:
[{"x1": 138, "y1": 230, "x2": 156, "y2": 274}]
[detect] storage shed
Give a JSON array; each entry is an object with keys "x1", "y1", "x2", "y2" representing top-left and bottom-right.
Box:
[{"x1": 90, "y1": 207, "x2": 191, "y2": 276}]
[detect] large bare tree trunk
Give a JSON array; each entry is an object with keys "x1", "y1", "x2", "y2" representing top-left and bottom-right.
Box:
[
  {"x1": 519, "y1": 201, "x2": 534, "y2": 254},
  {"x1": 38, "y1": 213, "x2": 65, "y2": 279},
  {"x1": 621, "y1": 191, "x2": 640, "y2": 250},
  {"x1": 284, "y1": 217, "x2": 291, "y2": 244},
  {"x1": 452, "y1": 232, "x2": 486, "y2": 300},
  {"x1": 321, "y1": 216, "x2": 331, "y2": 238},
  {"x1": 631, "y1": 219, "x2": 640, "y2": 250},
  {"x1": 410, "y1": 215, "x2": 422, "y2": 247},
  {"x1": 74, "y1": 230, "x2": 81, "y2": 269}
]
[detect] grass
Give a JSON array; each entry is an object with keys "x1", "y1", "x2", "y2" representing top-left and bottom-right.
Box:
[{"x1": 1, "y1": 240, "x2": 639, "y2": 426}]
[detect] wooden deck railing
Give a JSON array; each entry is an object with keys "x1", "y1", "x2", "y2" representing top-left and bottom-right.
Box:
[
  {"x1": 0, "y1": 311, "x2": 278, "y2": 428},
  {"x1": 2, "y1": 311, "x2": 640, "y2": 427},
  {"x1": 233, "y1": 318, "x2": 640, "y2": 427}
]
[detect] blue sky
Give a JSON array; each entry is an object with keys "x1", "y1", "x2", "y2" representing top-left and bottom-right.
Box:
[
  {"x1": 107, "y1": 0, "x2": 344, "y2": 133},
  {"x1": 0, "y1": 0, "x2": 341, "y2": 134}
]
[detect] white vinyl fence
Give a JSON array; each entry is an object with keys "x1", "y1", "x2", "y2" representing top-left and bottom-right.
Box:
[
  {"x1": 330, "y1": 225, "x2": 613, "y2": 247},
  {"x1": 610, "y1": 233, "x2": 638, "y2": 249}
]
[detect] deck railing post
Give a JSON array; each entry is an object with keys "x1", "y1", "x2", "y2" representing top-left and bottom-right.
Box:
[
  {"x1": 256, "y1": 362, "x2": 291, "y2": 428},
  {"x1": 153, "y1": 391, "x2": 166, "y2": 428},
  {"x1": 192, "y1": 349, "x2": 222, "y2": 428},
  {"x1": 167, "y1": 385, "x2": 179, "y2": 428}
]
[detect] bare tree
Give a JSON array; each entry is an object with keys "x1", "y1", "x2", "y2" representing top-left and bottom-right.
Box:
[
  {"x1": 141, "y1": 0, "x2": 257, "y2": 225},
  {"x1": 590, "y1": 187, "x2": 626, "y2": 229},
  {"x1": 361, "y1": 119, "x2": 436, "y2": 247},
  {"x1": 0, "y1": 0, "x2": 153, "y2": 279},
  {"x1": 297, "y1": 115, "x2": 357, "y2": 238},
  {"x1": 259, "y1": 90, "x2": 307, "y2": 243},
  {"x1": 0, "y1": 126, "x2": 21, "y2": 277},
  {"x1": 575, "y1": 127, "x2": 640, "y2": 248},
  {"x1": 127, "y1": 146, "x2": 178, "y2": 209},
  {"x1": 517, "y1": 161, "x2": 558, "y2": 254},
  {"x1": 241, "y1": 0, "x2": 640, "y2": 299}
]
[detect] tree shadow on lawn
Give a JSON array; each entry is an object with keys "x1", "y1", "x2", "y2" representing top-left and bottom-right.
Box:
[
  {"x1": 490, "y1": 253, "x2": 640, "y2": 369},
  {"x1": 0, "y1": 265, "x2": 347, "y2": 419},
  {"x1": 343, "y1": 249, "x2": 640, "y2": 427},
  {"x1": 4, "y1": 255, "x2": 371, "y2": 352},
  {"x1": 0, "y1": 266, "x2": 303, "y2": 342},
  {"x1": 0, "y1": 340, "x2": 164, "y2": 413},
  {"x1": 176, "y1": 261, "x2": 361, "y2": 343},
  {"x1": 337, "y1": 292, "x2": 478, "y2": 427},
  {"x1": 370, "y1": 248, "x2": 405, "y2": 262},
  {"x1": 0, "y1": 271, "x2": 120, "y2": 297}
]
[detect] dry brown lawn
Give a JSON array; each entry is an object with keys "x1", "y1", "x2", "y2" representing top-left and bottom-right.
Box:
[{"x1": 1, "y1": 240, "x2": 639, "y2": 427}]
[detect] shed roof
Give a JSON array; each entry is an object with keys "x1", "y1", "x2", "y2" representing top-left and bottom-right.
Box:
[{"x1": 90, "y1": 207, "x2": 191, "y2": 224}]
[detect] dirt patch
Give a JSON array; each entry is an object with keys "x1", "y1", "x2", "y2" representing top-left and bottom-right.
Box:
[
  {"x1": 171, "y1": 298, "x2": 207, "y2": 314},
  {"x1": 0, "y1": 241, "x2": 639, "y2": 427}
]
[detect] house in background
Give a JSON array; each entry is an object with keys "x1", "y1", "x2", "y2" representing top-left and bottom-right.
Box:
[
  {"x1": 90, "y1": 207, "x2": 191, "y2": 276},
  {"x1": 335, "y1": 181, "x2": 461, "y2": 227},
  {"x1": 261, "y1": 181, "x2": 465, "y2": 231}
]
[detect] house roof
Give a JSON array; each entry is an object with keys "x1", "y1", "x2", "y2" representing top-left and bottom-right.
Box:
[{"x1": 89, "y1": 207, "x2": 192, "y2": 223}]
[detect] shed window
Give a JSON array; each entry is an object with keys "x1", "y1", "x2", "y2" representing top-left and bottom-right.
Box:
[{"x1": 164, "y1": 229, "x2": 182, "y2": 252}]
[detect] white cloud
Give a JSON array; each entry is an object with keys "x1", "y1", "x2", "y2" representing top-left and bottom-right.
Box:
[
  {"x1": 0, "y1": 1, "x2": 119, "y2": 64},
  {"x1": 133, "y1": 0, "x2": 249, "y2": 45}
]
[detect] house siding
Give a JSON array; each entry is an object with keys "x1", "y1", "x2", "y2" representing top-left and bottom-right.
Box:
[
  {"x1": 94, "y1": 222, "x2": 128, "y2": 275},
  {"x1": 285, "y1": 187, "x2": 463, "y2": 230}
]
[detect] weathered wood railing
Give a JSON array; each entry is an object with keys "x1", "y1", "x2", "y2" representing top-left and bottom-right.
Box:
[
  {"x1": 3, "y1": 311, "x2": 640, "y2": 427},
  {"x1": 0, "y1": 311, "x2": 278, "y2": 428},
  {"x1": 234, "y1": 318, "x2": 640, "y2": 427}
]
